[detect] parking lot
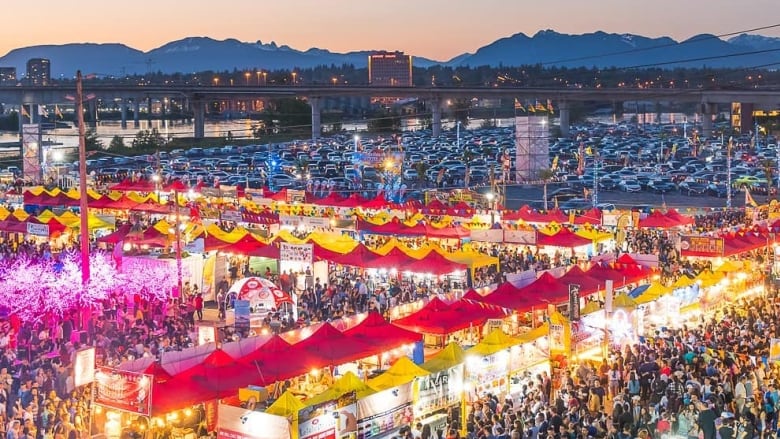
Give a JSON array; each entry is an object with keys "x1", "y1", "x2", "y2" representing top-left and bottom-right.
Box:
[{"x1": 37, "y1": 120, "x2": 779, "y2": 210}]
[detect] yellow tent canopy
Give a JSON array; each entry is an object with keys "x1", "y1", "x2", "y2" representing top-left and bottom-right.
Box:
[
  {"x1": 581, "y1": 300, "x2": 602, "y2": 316},
  {"x1": 694, "y1": 270, "x2": 725, "y2": 288},
  {"x1": 0, "y1": 206, "x2": 10, "y2": 220},
  {"x1": 276, "y1": 229, "x2": 309, "y2": 244},
  {"x1": 368, "y1": 357, "x2": 430, "y2": 391},
  {"x1": 305, "y1": 372, "x2": 376, "y2": 407},
  {"x1": 265, "y1": 389, "x2": 305, "y2": 419},
  {"x1": 445, "y1": 251, "x2": 499, "y2": 270},
  {"x1": 309, "y1": 232, "x2": 358, "y2": 254},
  {"x1": 612, "y1": 294, "x2": 638, "y2": 309},
  {"x1": 714, "y1": 260, "x2": 743, "y2": 273},
  {"x1": 422, "y1": 343, "x2": 466, "y2": 373},
  {"x1": 37, "y1": 210, "x2": 56, "y2": 222},
  {"x1": 538, "y1": 222, "x2": 562, "y2": 236},
  {"x1": 634, "y1": 282, "x2": 672, "y2": 305},
  {"x1": 518, "y1": 323, "x2": 550, "y2": 343},
  {"x1": 467, "y1": 329, "x2": 522, "y2": 357},
  {"x1": 575, "y1": 228, "x2": 613, "y2": 243},
  {"x1": 204, "y1": 224, "x2": 247, "y2": 243},
  {"x1": 11, "y1": 209, "x2": 29, "y2": 221},
  {"x1": 671, "y1": 275, "x2": 696, "y2": 290}
]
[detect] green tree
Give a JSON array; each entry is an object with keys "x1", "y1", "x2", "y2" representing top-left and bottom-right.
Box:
[
  {"x1": 260, "y1": 98, "x2": 312, "y2": 134},
  {"x1": 131, "y1": 128, "x2": 166, "y2": 150},
  {"x1": 538, "y1": 168, "x2": 556, "y2": 210},
  {"x1": 415, "y1": 161, "x2": 428, "y2": 189},
  {"x1": 451, "y1": 98, "x2": 471, "y2": 127},
  {"x1": 85, "y1": 129, "x2": 103, "y2": 151},
  {"x1": 108, "y1": 135, "x2": 126, "y2": 152},
  {"x1": 367, "y1": 108, "x2": 401, "y2": 133}
]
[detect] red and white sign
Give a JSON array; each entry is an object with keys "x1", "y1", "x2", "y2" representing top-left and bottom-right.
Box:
[
  {"x1": 229, "y1": 277, "x2": 293, "y2": 308},
  {"x1": 217, "y1": 403, "x2": 289, "y2": 439},
  {"x1": 94, "y1": 367, "x2": 152, "y2": 415}
]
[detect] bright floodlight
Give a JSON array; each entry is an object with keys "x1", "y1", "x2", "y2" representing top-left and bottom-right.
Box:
[
  {"x1": 52, "y1": 151, "x2": 64, "y2": 162},
  {"x1": 486, "y1": 192, "x2": 494, "y2": 201},
  {"x1": 151, "y1": 174, "x2": 161, "y2": 182}
]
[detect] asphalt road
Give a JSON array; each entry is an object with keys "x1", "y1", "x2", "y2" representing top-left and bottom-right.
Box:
[{"x1": 503, "y1": 183, "x2": 771, "y2": 212}]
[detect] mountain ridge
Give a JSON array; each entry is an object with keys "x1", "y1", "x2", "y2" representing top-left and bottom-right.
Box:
[{"x1": 1, "y1": 30, "x2": 779, "y2": 77}]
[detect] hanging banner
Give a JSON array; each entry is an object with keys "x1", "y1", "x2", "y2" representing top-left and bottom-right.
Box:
[
  {"x1": 234, "y1": 300, "x2": 251, "y2": 331},
  {"x1": 299, "y1": 392, "x2": 358, "y2": 439},
  {"x1": 26, "y1": 222, "x2": 49, "y2": 237},
  {"x1": 414, "y1": 364, "x2": 464, "y2": 417},
  {"x1": 286, "y1": 189, "x2": 306, "y2": 204},
  {"x1": 503, "y1": 229, "x2": 536, "y2": 244},
  {"x1": 202, "y1": 254, "x2": 217, "y2": 301},
  {"x1": 679, "y1": 235, "x2": 724, "y2": 257},
  {"x1": 73, "y1": 347, "x2": 95, "y2": 387},
  {"x1": 280, "y1": 243, "x2": 313, "y2": 263},
  {"x1": 357, "y1": 383, "x2": 413, "y2": 439},
  {"x1": 770, "y1": 339, "x2": 780, "y2": 363},
  {"x1": 218, "y1": 403, "x2": 290, "y2": 439},
  {"x1": 549, "y1": 323, "x2": 565, "y2": 353},
  {"x1": 220, "y1": 210, "x2": 243, "y2": 223},
  {"x1": 93, "y1": 368, "x2": 152, "y2": 415},
  {"x1": 470, "y1": 229, "x2": 503, "y2": 243},
  {"x1": 280, "y1": 215, "x2": 331, "y2": 229},
  {"x1": 569, "y1": 284, "x2": 581, "y2": 321}
]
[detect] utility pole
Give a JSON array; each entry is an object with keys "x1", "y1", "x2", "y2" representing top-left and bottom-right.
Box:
[
  {"x1": 727, "y1": 137, "x2": 732, "y2": 209},
  {"x1": 76, "y1": 71, "x2": 91, "y2": 330}
]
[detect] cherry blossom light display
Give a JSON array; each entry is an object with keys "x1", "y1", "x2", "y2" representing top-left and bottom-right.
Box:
[{"x1": 0, "y1": 252, "x2": 177, "y2": 323}]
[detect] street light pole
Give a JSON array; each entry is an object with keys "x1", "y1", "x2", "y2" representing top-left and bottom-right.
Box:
[
  {"x1": 76, "y1": 71, "x2": 90, "y2": 285},
  {"x1": 727, "y1": 137, "x2": 733, "y2": 209},
  {"x1": 456, "y1": 121, "x2": 461, "y2": 151}
]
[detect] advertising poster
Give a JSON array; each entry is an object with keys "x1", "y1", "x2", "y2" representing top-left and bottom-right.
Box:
[
  {"x1": 197, "y1": 324, "x2": 218, "y2": 346},
  {"x1": 414, "y1": 364, "x2": 463, "y2": 417},
  {"x1": 356, "y1": 384, "x2": 413, "y2": 439},
  {"x1": 469, "y1": 229, "x2": 503, "y2": 243},
  {"x1": 93, "y1": 368, "x2": 152, "y2": 415},
  {"x1": 73, "y1": 347, "x2": 95, "y2": 387},
  {"x1": 466, "y1": 352, "x2": 509, "y2": 402},
  {"x1": 299, "y1": 392, "x2": 357, "y2": 439},
  {"x1": 770, "y1": 339, "x2": 780, "y2": 363},
  {"x1": 202, "y1": 254, "x2": 217, "y2": 300},
  {"x1": 503, "y1": 230, "x2": 536, "y2": 245},
  {"x1": 234, "y1": 300, "x2": 251, "y2": 331},
  {"x1": 217, "y1": 403, "x2": 290, "y2": 439},
  {"x1": 549, "y1": 324, "x2": 565, "y2": 352}
]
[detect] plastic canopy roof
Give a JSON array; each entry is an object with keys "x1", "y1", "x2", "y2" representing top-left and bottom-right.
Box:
[
  {"x1": 421, "y1": 343, "x2": 466, "y2": 373},
  {"x1": 368, "y1": 357, "x2": 431, "y2": 391}
]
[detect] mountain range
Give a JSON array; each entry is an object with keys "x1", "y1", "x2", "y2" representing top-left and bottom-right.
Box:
[{"x1": 1, "y1": 30, "x2": 779, "y2": 77}]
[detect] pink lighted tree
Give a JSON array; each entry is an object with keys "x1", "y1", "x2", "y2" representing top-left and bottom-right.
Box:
[{"x1": 0, "y1": 252, "x2": 178, "y2": 323}]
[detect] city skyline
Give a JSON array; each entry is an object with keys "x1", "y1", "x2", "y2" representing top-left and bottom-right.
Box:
[{"x1": 2, "y1": 0, "x2": 780, "y2": 61}]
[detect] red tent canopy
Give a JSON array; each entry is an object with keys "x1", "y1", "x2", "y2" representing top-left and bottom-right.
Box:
[
  {"x1": 97, "y1": 224, "x2": 132, "y2": 244},
  {"x1": 615, "y1": 254, "x2": 639, "y2": 266},
  {"x1": 536, "y1": 228, "x2": 591, "y2": 248},
  {"x1": 502, "y1": 205, "x2": 535, "y2": 221},
  {"x1": 574, "y1": 208, "x2": 602, "y2": 225},
  {"x1": 638, "y1": 210, "x2": 678, "y2": 229},
  {"x1": 586, "y1": 264, "x2": 633, "y2": 288},
  {"x1": 665, "y1": 208, "x2": 694, "y2": 226},
  {"x1": 556, "y1": 265, "x2": 603, "y2": 295},
  {"x1": 479, "y1": 282, "x2": 530, "y2": 310},
  {"x1": 239, "y1": 335, "x2": 314, "y2": 386},
  {"x1": 393, "y1": 297, "x2": 503, "y2": 335},
  {"x1": 130, "y1": 201, "x2": 172, "y2": 214},
  {"x1": 25, "y1": 217, "x2": 68, "y2": 237},
  {"x1": 516, "y1": 272, "x2": 571, "y2": 305},
  {"x1": 218, "y1": 234, "x2": 265, "y2": 255},
  {"x1": 328, "y1": 243, "x2": 381, "y2": 268},
  {"x1": 90, "y1": 194, "x2": 139, "y2": 210},
  {"x1": 401, "y1": 250, "x2": 466, "y2": 275},
  {"x1": 334, "y1": 193, "x2": 365, "y2": 208},
  {"x1": 361, "y1": 195, "x2": 391, "y2": 210},
  {"x1": 343, "y1": 312, "x2": 422, "y2": 351},
  {"x1": 163, "y1": 180, "x2": 188, "y2": 192},
  {"x1": 109, "y1": 179, "x2": 158, "y2": 192},
  {"x1": 424, "y1": 224, "x2": 471, "y2": 239},
  {"x1": 126, "y1": 226, "x2": 169, "y2": 248},
  {"x1": 294, "y1": 323, "x2": 375, "y2": 368}
]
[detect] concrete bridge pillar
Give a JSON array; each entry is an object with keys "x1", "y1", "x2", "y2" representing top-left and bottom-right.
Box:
[
  {"x1": 120, "y1": 98, "x2": 127, "y2": 129},
  {"x1": 740, "y1": 103, "x2": 754, "y2": 135},
  {"x1": 87, "y1": 100, "x2": 97, "y2": 128},
  {"x1": 558, "y1": 101, "x2": 570, "y2": 138},
  {"x1": 133, "y1": 100, "x2": 140, "y2": 128},
  {"x1": 193, "y1": 100, "x2": 205, "y2": 139},
  {"x1": 310, "y1": 97, "x2": 321, "y2": 139},
  {"x1": 146, "y1": 97, "x2": 153, "y2": 125},
  {"x1": 701, "y1": 103, "x2": 716, "y2": 138},
  {"x1": 430, "y1": 98, "x2": 442, "y2": 138}
]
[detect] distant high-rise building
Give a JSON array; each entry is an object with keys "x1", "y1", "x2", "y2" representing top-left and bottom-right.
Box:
[
  {"x1": 0, "y1": 67, "x2": 16, "y2": 85},
  {"x1": 26, "y1": 58, "x2": 50, "y2": 85},
  {"x1": 368, "y1": 51, "x2": 412, "y2": 87}
]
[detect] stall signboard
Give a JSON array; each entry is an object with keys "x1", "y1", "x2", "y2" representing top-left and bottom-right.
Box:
[
  {"x1": 218, "y1": 403, "x2": 290, "y2": 439},
  {"x1": 569, "y1": 284, "x2": 581, "y2": 321},
  {"x1": 503, "y1": 230, "x2": 536, "y2": 245},
  {"x1": 414, "y1": 364, "x2": 464, "y2": 416},
  {"x1": 234, "y1": 300, "x2": 251, "y2": 331},
  {"x1": 602, "y1": 212, "x2": 621, "y2": 227},
  {"x1": 93, "y1": 368, "x2": 152, "y2": 415},
  {"x1": 679, "y1": 235, "x2": 724, "y2": 257},
  {"x1": 219, "y1": 185, "x2": 238, "y2": 198},
  {"x1": 197, "y1": 324, "x2": 218, "y2": 346},
  {"x1": 280, "y1": 215, "x2": 331, "y2": 229},
  {"x1": 26, "y1": 222, "x2": 49, "y2": 237},
  {"x1": 73, "y1": 347, "x2": 95, "y2": 387},
  {"x1": 221, "y1": 210, "x2": 243, "y2": 223},
  {"x1": 357, "y1": 383, "x2": 413, "y2": 439},
  {"x1": 287, "y1": 189, "x2": 307, "y2": 204},
  {"x1": 470, "y1": 229, "x2": 503, "y2": 243},
  {"x1": 299, "y1": 391, "x2": 357, "y2": 439},
  {"x1": 466, "y1": 352, "x2": 510, "y2": 402},
  {"x1": 280, "y1": 243, "x2": 314, "y2": 263}
]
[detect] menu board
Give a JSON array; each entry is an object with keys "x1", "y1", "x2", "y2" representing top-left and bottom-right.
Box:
[
  {"x1": 414, "y1": 365, "x2": 463, "y2": 416},
  {"x1": 466, "y1": 352, "x2": 510, "y2": 402},
  {"x1": 298, "y1": 392, "x2": 357, "y2": 439},
  {"x1": 357, "y1": 384, "x2": 413, "y2": 439},
  {"x1": 679, "y1": 235, "x2": 724, "y2": 257}
]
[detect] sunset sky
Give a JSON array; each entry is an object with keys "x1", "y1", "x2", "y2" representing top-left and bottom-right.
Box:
[{"x1": 3, "y1": 0, "x2": 779, "y2": 60}]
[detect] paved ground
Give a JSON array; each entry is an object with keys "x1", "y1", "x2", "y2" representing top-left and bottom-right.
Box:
[{"x1": 504, "y1": 183, "x2": 772, "y2": 211}]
